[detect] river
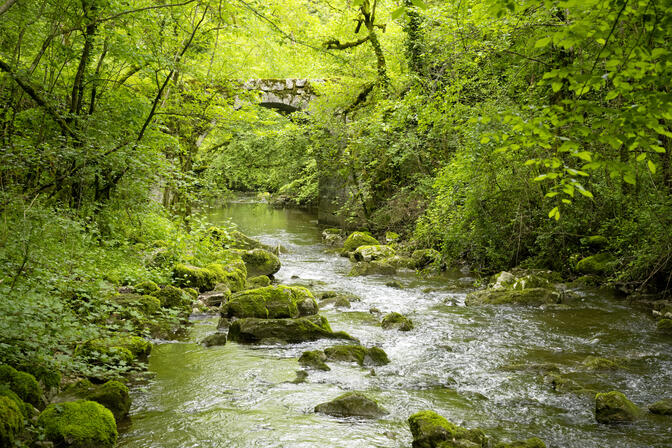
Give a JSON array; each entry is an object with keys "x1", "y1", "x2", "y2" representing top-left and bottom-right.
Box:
[{"x1": 118, "y1": 198, "x2": 672, "y2": 448}]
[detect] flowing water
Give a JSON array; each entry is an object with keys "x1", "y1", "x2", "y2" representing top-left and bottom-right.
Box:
[{"x1": 119, "y1": 199, "x2": 672, "y2": 448}]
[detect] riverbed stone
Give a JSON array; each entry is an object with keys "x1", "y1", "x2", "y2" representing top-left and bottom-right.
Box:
[
  {"x1": 322, "y1": 228, "x2": 344, "y2": 247},
  {"x1": 155, "y1": 285, "x2": 193, "y2": 311},
  {"x1": 234, "y1": 248, "x2": 281, "y2": 277},
  {"x1": 595, "y1": 391, "x2": 641, "y2": 423},
  {"x1": 201, "y1": 333, "x2": 228, "y2": 347},
  {"x1": 0, "y1": 364, "x2": 43, "y2": 408},
  {"x1": 221, "y1": 285, "x2": 318, "y2": 319},
  {"x1": 342, "y1": 232, "x2": 379, "y2": 254},
  {"x1": 656, "y1": 319, "x2": 672, "y2": 334},
  {"x1": 319, "y1": 294, "x2": 352, "y2": 308},
  {"x1": 0, "y1": 396, "x2": 24, "y2": 446},
  {"x1": 408, "y1": 410, "x2": 487, "y2": 448},
  {"x1": 352, "y1": 244, "x2": 396, "y2": 262},
  {"x1": 298, "y1": 350, "x2": 330, "y2": 371},
  {"x1": 246, "y1": 275, "x2": 271, "y2": 289},
  {"x1": 57, "y1": 379, "x2": 130, "y2": 421},
  {"x1": 349, "y1": 260, "x2": 396, "y2": 276},
  {"x1": 648, "y1": 398, "x2": 672, "y2": 415},
  {"x1": 365, "y1": 347, "x2": 390, "y2": 366},
  {"x1": 226, "y1": 315, "x2": 355, "y2": 343},
  {"x1": 465, "y1": 288, "x2": 562, "y2": 306},
  {"x1": 207, "y1": 259, "x2": 248, "y2": 292},
  {"x1": 411, "y1": 249, "x2": 441, "y2": 269},
  {"x1": 173, "y1": 264, "x2": 218, "y2": 291},
  {"x1": 576, "y1": 253, "x2": 616, "y2": 275},
  {"x1": 38, "y1": 400, "x2": 117, "y2": 448},
  {"x1": 325, "y1": 345, "x2": 368, "y2": 365},
  {"x1": 314, "y1": 392, "x2": 387, "y2": 418},
  {"x1": 494, "y1": 438, "x2": 546, "y2": 448},
  {"x1": 582, "y1": 356, "x2": 619, "y2": 370},
  {"x1": 381, "y1": 312, "x2": 414, "y2": 331},
  {"x1": 200, "y1": 289, "x2": 231, "y2": 307}
]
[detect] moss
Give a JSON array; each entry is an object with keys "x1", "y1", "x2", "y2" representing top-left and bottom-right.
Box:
[
  {"x1": 87, "y1": 381, "x2": 131, "y2": 421},
  {"x1": 495, "y1": 438, "x2": 546, "y2": 448},
  {"x1": 155, "y1": 285, "x2": 193, "y2": 311},
  {"x1": 139, "y1": 295, "x2": 162, "y2": 314},
  {"x1": 246, "y1": 275, "x2": 271, "y2": 289},
  {"x1": 77, "y1": 335, "x2": 151, "y2": 364},
  {"x1": 298, "y1": 350, "x2": 330, "y2": 371},
  {"x1": 0, "y1": 364, "x2": 42, "y2": 408},
  {"x1": 465, "y1": 288, "x2": 562, "y2": 306},
  {"x1": 134, "y1": 280, "x2": 160, "y2": 295},
  {"x1": 221, "y1": 285, "x2": 317, "y2": 319},
  {"x1": 366, "y1": 347, "x2": 390, "y2": 366},
  {"x1": 656, "y1": 319, "x2": 672, "y2": 334},
  {"x1": 324, "y1": 345, "x2": 367, "y2": 365},
  {"x1": 238, "y1": 249, "x2": 281, "y2": 277},
  {"x1": 227, "y1": 315, "x2": 355, "y2": 344},
  {"x1": 207, "y1": 260, "x2": 247, "y2": 292},
  {"x1": 348, "y1": 260, "x2": 396, "y2": 276},
  {"x1": 411, "y1": 249, "x2": 441, "y2": 269},
  {"x1": 342, "y1": 231, "x2": 379, "y2": 253},
  {"x1": 582, "y1": 356, "x2": 619, "y2": 370},
  {"x1": 583, "y1": 235, "x2": 608, "y2": 248},
  {"x1": 184, "y1": 287, "x2": 199, "y2": 300},
  {"x1": 228, "y1": 229, "x2": 264, "y2": 250},
  {"x1": 201, "y1": 333, "x2": 228, "y2": 347},
  {"x1": 0, "y1": 384, "x2": 31, "y2": 417},
  {"x1": 381, "y1": 312, "x2": 414, "y2": 331},
  {"x1": 352, "y1": 245, "x2": 396, "y2": 262},
  {"x1": 648, "y1": 398, "x2": 672, "y2": 415},
  {"x1": 0, "y1": 395, "x2": 24, "y2": 446},
  {"x1": 385, "y1": 231, "x2": 400, "y2": 242},
  {"x1": 38, "y1": 400, "x2": 117, "y2": 448},
  {"x1": 545, "y1": 373, "x2": 586, "y2": 394},
  {"x1": 576, "y1": 253, "x2": 616, "y2": 275},
  {"x1": 408, "y1": 410, "x2": 487, "y2": 448},
  {"x1": 15, "y1": 361, "x2": 62, "y2": 391},
  {"x1": 173, "y1": 263, "x2": 218, "y2": 291},
  {"x1": 595, "y1": 391, "x2": 641, "y2": 423},
  {"x1": 314, "y1": 392, "x2": 387, "y2": 418}
]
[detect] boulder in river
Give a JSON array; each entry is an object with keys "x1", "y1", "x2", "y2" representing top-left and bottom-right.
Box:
[
  {"x1": 201, "y1": 333, "x2": 228, "y2": 347},
  {"x1": 207, "y1": 258, "x2": 248, "y2": 293},
  {"x1": 59, "y1": 380, "x2": 131, "y2": 422},
  {"x1": 595, "y1": 391, "x2": 641, "y2": 423},
  {"x1": 38, "y1": 400, "x2": 118, "y2": 448},
  {"x1": 246, "y1": 275, "x2": 271, "y2": 289},
  {"x1": 220, "y1": 285, "x2": 318, "y2": 319},
  {"x1": 226, "y1": 315, "x2": 356, "y2": 343},
  {"x1": 322, "y1": 228, "x2": 345, "y2": 247},
  {"x1": 582, "y1": 356, "x2": 620, "y2": 371},
  {"x1": 234, "y1": 248, "x2": 281, "y2": 277},
  {"x1": 349, "y1": 260, "x2": 396, "y2": 276},
  {"x1": 324, "y1": 345, "x2": 367, "y2": 365},
  {"x1": 494, "y1": 438, "x2": 546, "y2": 448},
  {"x1": 408, "y1": 410, "x2": 487, "y2": 448},
  {"x1": 342, "y1": 232, "x2": 379, "y2": 254},
  {"x1": 314, "y1": 392, "x2": 387, "y2": 418},
  {"x1": 648, "y1": 398, "x2": 672, "y2": 415},
  {"x1": 465, "y1": 270, "x2": 565, "y2": 306},
  {"x1": 656, "y1": 318, "x2": 672, "y2": 335},
  {"x1": 172, "y1": 263, "x2": 218, "y2": 291},
  {"x1": 381, "y1": 312, "x2": 414, "y2": 331},
  {"x1": 352, "y1": 244, "x2": 396, "y2": 262},
  {"x1": 298, "y1": 350, "x2": 330, "y2": 371}
]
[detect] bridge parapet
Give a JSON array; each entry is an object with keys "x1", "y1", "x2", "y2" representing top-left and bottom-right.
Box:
[{"x1": 239, "y1": 78, "x2": 324, "y2": 113}]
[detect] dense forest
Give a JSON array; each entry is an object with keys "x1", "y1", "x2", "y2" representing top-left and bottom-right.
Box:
[{"x1": 1, "y1": 0, "x2": 671, "y2": 446}]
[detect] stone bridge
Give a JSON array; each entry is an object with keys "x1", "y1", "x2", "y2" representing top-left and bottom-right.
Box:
[{"x1": 237, "y1": 78, "x2": 324, "y2": 113}]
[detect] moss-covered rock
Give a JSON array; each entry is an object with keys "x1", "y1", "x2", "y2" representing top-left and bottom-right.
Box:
[
  {"x1": 38, "y1": 400, "x2": 117, "y2": 448},
  {"x1": 298, "y1": 350, "x2": 330, "y2": 371},
  {"x1": 385, "y1": 231, "x2": 400, "y2": 243},
  {"x1": 0, "y1": 364, "x2": 43, "y2": 408},
  {"x1": 656, "y1": 319, "x2": 672, "y2": 335},
  {"x1": 366, "y1": 346, "x2": 390, "y2": 366},
  {"x1": 342, "y1": 232, "x2": 380, "y2": 254},
  {"x1": 595, "y1": 391, "x2": 641, "y2": 423},
  {"x1": 466, "y1": 288, "x2": 562, "y2": 306},
  {"x1": 113, "y1": 293, "x2": 161, "y2": 315},
  {"x1": 544, "y1": 373, "x2": 586, "y2": 394},
  {"x1": 221, "y1": 285, "x2": 318, "y2": 319},
  {"x1": 201, "y1": 289, "x2": 232, "y2": 307},
  {"x1": 583, "y1": 235, "x2": 608, "y2": 248},
  {"x1": 0, "y1": 395, "x2": 24, "y2": 446},
  {"x1": 183, "y1": 287, "x2": 199, "y2": 300},
  {"x1": 352, "y1": 245, "x2": 396, "y2": 262},
  {"x1": 349, "y1": 260, "x2": 396, "y2": 276},
  {"x1": 381, "y1": 312, "x2": 414, "y2": 331},
  {"x1": 314, "y1": 392, "x2": 387, "y2": 418},
  {"x1": 494, "y1": 438, "x2": 546, "y2": 448},
  {"x1": 155, "y1": 285, "x2": 193, "y2": 311},
  {"x1": 201, "y1": 333, "x2": 228, "y2": 347},
  {"x1": 408, "y1": 410, "x2": 487, "y2": 448},
  {"x1": 0, "y1": 385, "x2": 32, "y2": 417},
  {"x1": 78, "y1": 335, "x2": 151, "y2": 363},
  {"x1": 207, "y1": 259, "x2": 247, "y2": 292},
  {"x1": 648, "y1": 398, "x2": 672, "y2": 415},
  {"x1": 172, "y1": 264, "x2": 218, "y2": 291},
  {"x1": 246, "y1": 275, "x2": 271, "y2": 289},
  {"x1": 319, "y1": 294, "x2": 352, "y2": 308},
  {"x1": 87, "y1": 381, "x2": 131, "y2": 421},
  {"x1": 227, "y1": 315, "x2": 355, "y2": 343},
  {"x1": 134, "y1": 280, "x2": 160, "y2": 295},
  {"x1": 325, "y1": 345, "x2": 367, "y2": 365},
  {"x1": 236, "y1": 249, "x2": 281, "y2": 277},
  {"x1": 411, "y1": 249, "x2": 441, "y2": 269},
  {"x1": 576, "y1": 253, "x2": 616, "y2": 275},
  {"x1": 583, "y1": 356, "x2": 619, "y2": 370},
  {"x1": 322, "y1": 228, "x2": 344, "y2": 247}
]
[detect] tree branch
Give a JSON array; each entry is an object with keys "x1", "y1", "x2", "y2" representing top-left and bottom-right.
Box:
[
  {"x1": 324, "y1": 35, "x2": 370, "y2": 50},
  {"x1": 0, "y1": 0, "x2": 18, "y2": 18}
]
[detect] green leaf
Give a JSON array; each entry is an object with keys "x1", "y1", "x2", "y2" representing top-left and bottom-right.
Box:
[
  {"x1": 535, "y1": 37, "x2": 552, "y2": 48},
  {"x1": 548, "y1": 206, "x2": 559, "y2": 218},
  {"x1": 391, "y1": 7, "x2": 405, "y2": 19},
  {"x1": 623, "y1": 173, "x2": 636, "y2": 185},
  {"x1": 552, "y1": 82, "x2": 563, "y2": 92},
  {"x1": 648, "y1": 160, "x2": 656, "y2": 174},
  {"x1": 636, "y1": 153, "x2": 646, "y2": 162},
  {"x1": 480, "y1": 136, "x2": 490, "y2": 144},
  {"x1": 410, "y1": 0, "x2": 428, "y2": 8}
]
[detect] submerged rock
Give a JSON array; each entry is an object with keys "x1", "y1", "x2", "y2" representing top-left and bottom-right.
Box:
[
  {"x1": 314, "y1": 392, "x2": 387, "y2": 418},
  {"x1": 494, "y1": 438, "x2": 546, "y2": 448},
  {"x1": 408, "y1": 410, "x2": 487, "y2": 448},
  {"x1": 582, "y1": 356, "x2": 619, "y2": 371},
  {"x1": 319, "y1": 294, "x2": 352, "y2": 309},
  {"x1": 226, "y1": 315, "x2": 355, "y2": 343},
  {"x1": 465, "y1": 270, "x2": 565, "y2": 306},
  {"x1": 381, "y1": 312, "x2": 414, "y2": 331},
  {"x1": 648, "y1": 398, "x2": 672, "y2": 415},
  {"x1": 595, "y1": 391, "x2": 640, "y2": 423},
  {"x1": 0, "y1": 396, "x2": 24, "y2": 446},
  {"x1": 221, "y1": 285, "x2": 318, "y2": 319},
  {"x1": 201, "y1": 333, "x2": 228, "y2": 347},
  {"x1": 352, "y1": 245, "x2": 396, "y2": 262},
  {"x1": 38, "y1": 400, "x2": 117, "y2": 447},
  {"x1": 349, "y1": 260, "x2": 396, "y2": 276},
  {"x1": 342, "y1": 232, "x2": 379, "y2": 254},
  {"x1": 298, "y1": 350, "x2": 330, "y2": 371}
]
